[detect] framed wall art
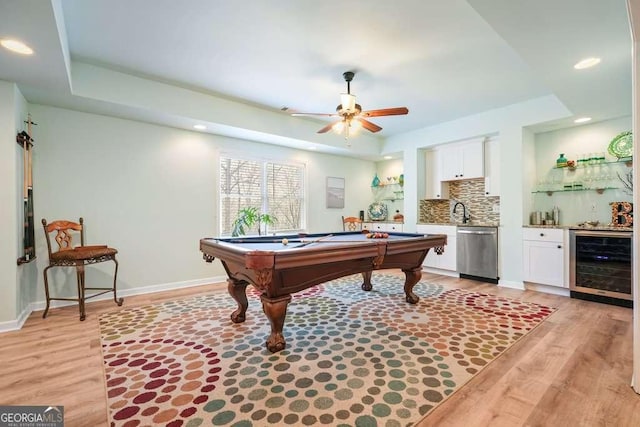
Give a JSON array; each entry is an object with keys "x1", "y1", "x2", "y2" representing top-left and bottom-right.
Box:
[{"x1": 326, "y1": 177, "x2": 345, "y2": 209}]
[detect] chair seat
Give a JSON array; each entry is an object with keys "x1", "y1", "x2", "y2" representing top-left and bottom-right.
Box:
[{"x1": 51, "y1": 245, "x2": 118, "y2": 262}]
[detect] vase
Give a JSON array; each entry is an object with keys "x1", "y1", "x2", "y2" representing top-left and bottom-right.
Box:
[
  {"x1": 372, "y1": 174, "x2": 380, "y2": 187},
  {"x1": 398, "y1": 174, "x2": 404, "y2": 187},
  {"x1": 556, "y1": 153, "x2": 567, "y2": 168}
]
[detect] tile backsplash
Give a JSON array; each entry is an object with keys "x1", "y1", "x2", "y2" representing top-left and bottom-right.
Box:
[{"x1": 420, "y1": 178, "x2": 500, "y2": 224}]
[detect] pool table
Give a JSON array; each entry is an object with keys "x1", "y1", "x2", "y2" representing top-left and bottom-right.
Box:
[{"x1": 200, "y1": 231, "x2": 446, "y2": 352}]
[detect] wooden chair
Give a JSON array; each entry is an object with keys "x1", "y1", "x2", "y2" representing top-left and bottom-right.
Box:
[
  {"x1": 42, "y1": 217, "x2": 123, "y2": 320},
  {"x1": 342, "y1": 216, "x2": 363, "y2": 231}
]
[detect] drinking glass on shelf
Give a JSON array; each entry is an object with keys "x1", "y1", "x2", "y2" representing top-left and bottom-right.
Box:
[{"x1": 578, "y1": 153, "x2": 587, "y2": 168}]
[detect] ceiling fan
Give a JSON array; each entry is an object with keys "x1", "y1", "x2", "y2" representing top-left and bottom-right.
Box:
[{"x1": 291, "y1": 71, "x2": 409, "y2": 139}]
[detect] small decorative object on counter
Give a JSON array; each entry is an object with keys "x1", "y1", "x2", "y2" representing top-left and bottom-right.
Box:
[
  {"x1": 371, "y1": 174, "x2": 380, "y2": 187},
  {"x1": 552, "y1": 206, "x2": 560, "y2": 225},
  {"x1": 393, "y1": 210, "x2": 404, "y2": 222},
  {"x1": 556, "y1": 153, "x2": 568, "y2": 168},
  {"x1": 610, "y1": 201, "x2": 633, "y2": 227},
  {"x1": 398, "y1": 174, "x2": 404, "y2": 187},
  {"x1": 367, "y1": 202, "x2": 388, "y2": 221}
]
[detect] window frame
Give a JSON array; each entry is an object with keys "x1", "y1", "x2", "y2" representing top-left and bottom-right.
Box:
[{"x1": 219, "y1": 152, "x2": 306, "y2": 236}]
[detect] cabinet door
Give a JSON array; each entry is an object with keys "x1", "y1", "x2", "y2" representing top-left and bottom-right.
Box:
[
  {"x1": 461, "y1": 141, "x2": 484, "y2": 179},
  {"x1": 425, "y1": 149, "x2": 449, "y2": 199},
  {"x1": 437, "y1": 233, "x2": 457, "y2": 271},
  {"x1": 387, "y1": 223, "x2": 403, "y2": 232},
  {"x1": 422, "y1": 229, "x2": 456, "y2": 271},
  {"x1": 423, "y1": 234, "x2": 456, "y2": 270},
  {"x1": 439, "y1": 145, "x2": 461, "y2": 181},
  {"x1": 439, "y1": 141, "x2": 484, "y2": 181},
  {"x1": 484, "y1": 138, "x2": 500, "y2": 196},
  {"x1": 369, "y1": 223, "x2": 386, "y2": 231},
  {"x1": 523, "y1": 240, "x2": 565, "y2": 287}
]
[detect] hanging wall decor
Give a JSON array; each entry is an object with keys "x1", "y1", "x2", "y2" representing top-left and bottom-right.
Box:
[{"x1": 326, "y1": 177, "x2": 345, "y2": 209}]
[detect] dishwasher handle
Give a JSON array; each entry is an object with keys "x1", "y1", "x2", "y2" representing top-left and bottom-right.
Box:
[{"x1": 457, "y1": 229, "x2": 497, "y2": 235}]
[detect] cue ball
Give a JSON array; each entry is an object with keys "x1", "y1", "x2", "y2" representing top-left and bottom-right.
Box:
[{"x1": 282, "y1": 238, "x2": 289, "y2": 245}]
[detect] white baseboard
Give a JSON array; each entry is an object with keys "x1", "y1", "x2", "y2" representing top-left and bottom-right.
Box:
[
  {"x1": 421, "y1": 267, "x2": 458, "y2": 277},
  {"x1": 0, "y1": 275, "x2": 227, "y2": 334},
  {"x1": 524, "y1": 282, "x2": 570, "y2": 297},
  {"x1": 498, "y1": 280, "x2": 525, "y2": 290}
]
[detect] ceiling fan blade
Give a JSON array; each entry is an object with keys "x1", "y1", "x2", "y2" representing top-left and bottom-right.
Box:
[
  {"x1": 361, "y1": 107, "x2": 409, "y2": 117},
  {"x1": 318, "y1": 121, "x2": 340, "y2": 134},
  {"x1": 358, "y1": 118, "x2": 382, "y2": 133}
]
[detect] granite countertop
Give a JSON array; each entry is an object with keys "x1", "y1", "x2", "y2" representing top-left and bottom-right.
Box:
[
  {"x1": 417, "y1": 222, "x2": 500, "y2": 227},
  {"x1": 523, "y1": 224, "x2": 633, "y2": 232}
]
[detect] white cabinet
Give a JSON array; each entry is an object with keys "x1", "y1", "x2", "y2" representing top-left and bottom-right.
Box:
[
  {"x1": 416, "y1": 224, "x2": 456, "y2": 271},
  {"x1": 484, "y1": 138, "x2": 500, "y2": 196},
  {"x1": 425, "y1": 149, "x2": 449, "y2": 199},
  {"x1": 363, "y1": 222, "x2": 404, "y2": 232},
  {"x1": 522, "y1": 228, "x2": 566, "y2": 287},
  {"x1": 439, "y1": 140, "x2": 484, "y2": 181}
]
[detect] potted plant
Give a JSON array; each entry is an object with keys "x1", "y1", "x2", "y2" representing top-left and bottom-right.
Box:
[{"x1": 231, "y1": 207, "x2": 276, "y2": 236}]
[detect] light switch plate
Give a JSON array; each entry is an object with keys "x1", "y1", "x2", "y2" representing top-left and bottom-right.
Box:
[{"x1": 492, "y1": 205, "x2": 500, "y2": 213}]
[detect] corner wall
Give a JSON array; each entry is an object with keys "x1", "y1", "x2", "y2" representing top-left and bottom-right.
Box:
[{"x1": 0, "y1": 81, "x2": 20, "y2": 323}]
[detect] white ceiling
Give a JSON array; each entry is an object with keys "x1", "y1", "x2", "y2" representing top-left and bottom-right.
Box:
[{"x1": 0, "y1": 0, "x2": 632, "y2": 159}]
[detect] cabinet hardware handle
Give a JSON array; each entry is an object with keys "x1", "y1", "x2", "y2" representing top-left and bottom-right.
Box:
[
  {"x1": 485, "y1": 192, "x2": 489, "y2": 195},
  {"x1": 557, "y1": 245, "x2": 562, "y2": 249},
  {"x1": 540, "y1": 233, "x2": 544, "y2": 236}
]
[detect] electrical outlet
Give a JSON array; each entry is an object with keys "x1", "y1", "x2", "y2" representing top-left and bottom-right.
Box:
[{"x1": 492, "y1": 204, "x2": 500, "y2": 213}]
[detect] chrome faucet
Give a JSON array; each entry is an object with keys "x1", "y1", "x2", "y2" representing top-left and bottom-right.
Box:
[{"x1": 453, "y1": 201, "x2": 470, "y2": 224}]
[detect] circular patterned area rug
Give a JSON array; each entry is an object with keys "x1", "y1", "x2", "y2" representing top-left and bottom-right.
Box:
[{"x1": 100, "y1": 273, "x2": 555, "y2": 426}]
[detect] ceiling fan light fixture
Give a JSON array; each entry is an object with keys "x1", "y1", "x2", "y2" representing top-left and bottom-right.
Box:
[
  {"x1": 340, "y1": 93, "x2": 356, "y2": 113},
  {"x1": 332, "y1": 121, "x2": 345, "y2": 133}
]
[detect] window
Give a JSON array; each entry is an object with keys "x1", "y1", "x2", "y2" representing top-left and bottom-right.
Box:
[{"x1": 220, "y1": 156, "x2": 305, "y2": 235}]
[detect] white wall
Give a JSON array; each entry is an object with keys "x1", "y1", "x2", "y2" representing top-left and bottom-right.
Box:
[
  {"x1": 531, "y1": 116, "x2": 632, "y2": 225},
  {"x1": 0, "y1": 81, "x2": 19, "y2": 323},
  {"x1": 24, "y1": 104, "x2": 375, "y2": 309}
]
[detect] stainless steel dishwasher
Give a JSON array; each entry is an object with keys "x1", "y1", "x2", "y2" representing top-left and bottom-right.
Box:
[{"x1": 456, "y1": 226, "x2": 498, "y2": 284}]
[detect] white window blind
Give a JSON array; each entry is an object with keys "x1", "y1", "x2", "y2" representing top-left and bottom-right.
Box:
[{"x1": 220, "y1": 156, "x2": 305, "y2": 235}]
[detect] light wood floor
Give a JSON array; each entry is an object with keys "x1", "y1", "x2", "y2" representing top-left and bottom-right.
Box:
[{"x1": 1, "y1": 273, "x2": 638, "y2": 427}]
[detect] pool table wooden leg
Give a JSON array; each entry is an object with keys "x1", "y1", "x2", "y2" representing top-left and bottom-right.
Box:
[
  {"x1": 361, "y1": 271, "x2": 373, "y2": 291},
  {"x1": 228, "y1": 278, "x2": 249, "y2": 323},
  {"x1": 261, "y1": 294, "x2": 292, "y2": 353},
  {"x1": 403, "y1": 267, "x2": 422, "y2": 304}
]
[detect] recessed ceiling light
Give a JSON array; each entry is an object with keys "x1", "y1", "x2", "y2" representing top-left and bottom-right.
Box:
[
  {"x1": 193, "y1": 124, "x2": 206, "y2": 130},
  {"x1": 574, "y1": 117, "x2": 592, "y2": 123},
  {"x1": 0, "y1": 39, "x2": 33, "y2": 55},
  {"x1": 383, "y1": 156, "x2": 393, "y2": 160},
  {"x1": 574, "y1": 57, "x2": 601, "y2": 69}
]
